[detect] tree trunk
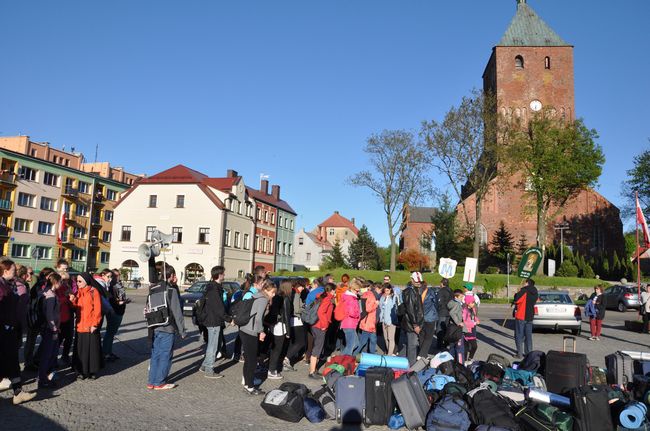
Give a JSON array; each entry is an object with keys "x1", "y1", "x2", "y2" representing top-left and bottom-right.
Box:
[
  {"x1": 473, "y1": 196, "x2": 482, "y2": 260},
  {"x1": 536, "y1": 199, "x2": 547, "y2": 276},
  {"x1": 389, "y1": 235, "x2": 396, "y2": 273}
]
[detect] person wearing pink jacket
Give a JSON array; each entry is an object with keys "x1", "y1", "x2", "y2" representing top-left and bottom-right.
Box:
[
  {"x1": 355, "y1": 283, "x2": 381, "y2": 355},
  {"x1": 462, "y1": 295, "x2": 480, "y2": 363},
  {"x1": 339, "y1": 279, "x2": 361, "y2": 355}
]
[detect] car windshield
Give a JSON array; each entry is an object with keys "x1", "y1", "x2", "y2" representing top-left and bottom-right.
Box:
[
  {"x1": 186, "y1": 282, "x2": 208, "y2": 293},
  {"x1": 538, "y1": 293, "x2": 572, "y2": 304},
  {"x1": 624, "y1": 287, "x2": 639, "y2": 294}
]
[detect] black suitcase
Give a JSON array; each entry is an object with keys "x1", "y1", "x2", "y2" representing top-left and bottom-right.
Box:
[
  {"x1": 632, "y1": 374, "x2": 650, "y2": 402},
  {"x1": 392, "y1": 372, "x2": 429, "y2": 430},
  {"x1": 545, "y1": 336, "x2": 588, "y2": 394},
  {"x1": 606, "y1": 351, "x2": 634, "y2": 388},
  {"x1": 633, "y1": 360, "x2": 650, "y2": 376},
  {"x1": 364, "y1": 366, "x2": 395, "y2": 426},
  {"x1": 570, "y1": 385, "x2": 614, "y2": 431}
]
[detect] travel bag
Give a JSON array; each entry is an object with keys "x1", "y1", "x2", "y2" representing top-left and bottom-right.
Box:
[
  {"x1": 570, "y1": 385, "x2": 614, "y2": 431},
  {"x1": 438, "y1": 360, "x2": 475, "y2": 389},
  {"x1": 632, "y1": 374, "x2": 650, "y2": 402},
  {"x1": 606, "y1": 351, "x2": 634, "y2": 388},
  {"x1": 519, "y1": 350, "x2": 546, "y2": 374},
  {"x1": 260, "y1": 389, "x2": 305, "y2": 423},
  {"x1": 633, "y1": 360, "x2": 650, "y2": 376},
  {"x1": 335, "y1": 375, "x2": 365, "y2": 424},
  {"x1": 515, "y1": 404, "x2": 573, "y2": 431},
  {"x1": 426, "y1": 394, "x2": 471, "y2": 431},
  {"x1": 545, "y1": 337, "x2": 588, "y2": 394},
  {"x1": 303, "y1": 397, "x2": 326, "y2": 423},
  {"x1": 364, "y1": 366, "x2": 395, "y2": 426},
  {"x1": 487, "y1": 353, "x2": 511, "y2": 370},
  {"x1": 323, "y1": 355, "x2": 357, "y2": 377},
  {"x1": 312, "y1": 385, "x2": 335, "y2": 420},
  {"x1": 588, "y1": 366, "x2": 608, "y2": 385},
  {"x1": 392, "y1": 372, "x2": 429, "y2": 430},
  {"x1": 469, "y1": 387, "x2": 520, "y2": 430}
]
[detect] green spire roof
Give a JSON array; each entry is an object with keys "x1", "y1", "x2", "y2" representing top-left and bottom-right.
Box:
[{"x1": 498, "y1": 1, "x2": 570, "y2": 47}]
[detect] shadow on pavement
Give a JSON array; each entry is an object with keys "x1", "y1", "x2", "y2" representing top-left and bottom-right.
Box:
[{"x1": 0, "y1": 402, "x2": 68, "y2": 431}]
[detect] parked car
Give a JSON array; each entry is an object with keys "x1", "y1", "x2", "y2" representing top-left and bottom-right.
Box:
[
  {"x1": 533, "y1": 291, "x2": 582, "y2": 335},
  {"x1": 180, "y1": 280, "x2": 241, "y2": 316},
  {"x1": 602, "y1": 285, "x2": 641, "y2": 312}
]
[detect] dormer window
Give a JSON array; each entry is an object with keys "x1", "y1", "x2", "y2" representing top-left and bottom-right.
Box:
[
  {"x1": 544, "y1": 56, "x2": 551, "y2": 69},
  {"x1": 515, "y1": 55, "x2": 524, "y2": 69}
]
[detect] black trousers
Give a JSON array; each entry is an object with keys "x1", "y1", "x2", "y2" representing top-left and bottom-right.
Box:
[
  {"x1": 286, "y1": 326, "x2": 306, "y2": 365},
  {"x1": 436, "y1": 317, "x2": 450, "y2": 350},
  {"x1": 268, "y1": 335, "x2": 287, "y2": 373},
  {"x1": 0, "y1": 326, "x2": 22, "y2": 395},
  {"x1": 418, "y1": 321, "x2": 438, "y2": 357},
  {"x1": 465, "y1": 338, "x2": 478, "y2": 360},
  {"x1": 240, "y1": 331, "x2": 258, "y2": 388},
  {"x1": 58, "y1": 319, "x2": 74, "y2": 360}
]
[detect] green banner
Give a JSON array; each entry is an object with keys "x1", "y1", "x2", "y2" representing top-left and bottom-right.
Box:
[{"x1": 518, "y1": 247, "x2": 543, "y2": 278}]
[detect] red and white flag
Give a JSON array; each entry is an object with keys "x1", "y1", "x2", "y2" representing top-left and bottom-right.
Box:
[
  {"x1": 57, "y1": 209, "x2": 66, "y2": 245},
  {"x1": 637, "y1": 194, "x2": 650, "y2": 251}
]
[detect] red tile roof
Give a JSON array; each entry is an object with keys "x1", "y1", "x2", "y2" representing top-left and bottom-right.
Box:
[
  {"x1": 246, "y1": 187, "x2": 297, "y2": 215},
  {"x1": 202, "y1": 177, "x2": 241, "y2": 191},
  {"x1": 140, "y1": 164, "x2": 208, "y2": 184},
  {"x1": 318, "y1": 212, "x2": 359, "y2": 235}
]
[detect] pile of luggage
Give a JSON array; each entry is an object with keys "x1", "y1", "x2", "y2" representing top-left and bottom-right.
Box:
[{"x1": 260, "y1": 337, "x2": 650, "y2": 430}]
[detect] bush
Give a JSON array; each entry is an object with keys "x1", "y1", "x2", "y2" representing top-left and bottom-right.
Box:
[
  {"x1": 556, "y1": 261, "x2": 579, "y2": 277},
  {"x1": 485, "y1": 266, "x2": 501, "y2": 274},
  {"x1": 398, "y1": 249, "x2": 430, "y2": 271},
  {"x1": 580, "y1": 263, "x2": 595, "y2": 279}
]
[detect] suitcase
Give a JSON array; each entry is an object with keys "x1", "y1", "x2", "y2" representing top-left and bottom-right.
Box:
[
  {"x1": 570, "y1": 385, "x2": 614, "y2": 431},
  {"x1": 606, "y1": 351, "x2": 634, "y2": 388},
  {"x1": 632, "y1": 374, "x2": 650, "y2": 402},
  {"x1": 335, "y1": 376, "x2": 365, "y2": 424},
  {"x1": 364, "y1": 366, "x2": 395, "y2": 426},
  {"x1": 633, "y1": 360, "x2": 650, "y2": 376},
  {"x1": 545, "y1": 337, "x2": 588, "y2": 394},
  {"x1": 392, "y1": 372, "x2": 429, "y2": 430}
]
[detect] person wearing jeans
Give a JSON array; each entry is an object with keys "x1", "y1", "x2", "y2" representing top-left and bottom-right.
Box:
[
  {"x1": 379, "y1": 285, "x2": 398, "y2": 355},
  {"x1": 418, "y1": 282, "x2": 438, "y2": 358},
  {"x1": 513, "y1": 279, "x2": 538, "y2": 358},
  {"x1": 199, "y1": 266, "x2": 229, "y2": 379},
  {"x1": 355, "y1": 283, "x2": 380, "y2": 355},
  {"x1": 340, "y1": 279, "x2": 361, "y2": 356}
]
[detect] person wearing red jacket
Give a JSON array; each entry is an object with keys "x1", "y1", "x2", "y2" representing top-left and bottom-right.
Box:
[
  {"x1": 512, "y1": 278, "x2": 538, "y2": 359},
  {"x1": 308, "y1": 283, "x2": 335, "y2": 379}
]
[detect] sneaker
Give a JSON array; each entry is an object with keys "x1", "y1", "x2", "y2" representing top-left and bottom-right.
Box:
[
  {"x1": 238, "y1": 356, "x2": 245, "y2": 363},
  {"x1": 146, "y1": 384, "x2": 154, "y2": 390},
  {"x1": 244, "y1": 386, "x2": 265, "y2": 396},
  {"x1": 216, "y1": 352, "x2": 223, "y2": 360},
  {"x1": 308, "y1": 373, "x2": 321, "y2": 380},
  {"x1": 588, "y1": 336, "x2": 596, "y2": 341},
  {"x1": 205, "y1": 371, "x2": 224, "y2": 379},
  {"x1": 0, "y1": 378, "x2": 11, "y2": 391},
  {"x1": 267, "y1": 371, "x2": 283, "y2": 380},
  {"x1": 13, "y1": 390, "x2": 36, "y2": 405},
  {"x1": 153, "y1": 383, "x2": 177, "y2": 390},
  {"x1": 595, "y1": 337, "x2": 601, "y2": 341}
]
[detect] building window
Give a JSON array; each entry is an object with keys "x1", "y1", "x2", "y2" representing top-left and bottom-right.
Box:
[
  {"x1": 146, "y1": 226, "x2": 156, "y2": 241},
  {"x1": 279, "y1": 215, "x2": 283, "y2": 227},
  {"x1": 246, "y1": 205, "x2": 251, "y2": 217},
  {"x1": 14, "y1": 218, "x2": 32, "y2": 233},
  {"x1": 264, "y1": 210, "x2": 268, "y2": 222},
  {"x1": 306, "y1": 252, "x2": 311, "y2": 262},
  {"x1": 298, "y1": 237, "x2": 304, "y2": 245},
  {"x1": 284, "y1": 218, "x2": 288, "y2": 229},
  {"x1": 106, "y1": 189, "x2": 118, "y2": 201},
  {"x1": 40, "y1": 197, "x2": 57, "y2": 212},
  {"x1": 30, "y1": 149, "x2": 37, "y2": 157},
  {"x1": 515, "y1": 55, "x2": 524, "y2": 69},
  {"x1": 38, "y1": 221, "x2": 54, "y2": 235},
  {"x1": 256, "y1": 208, "x2": 261, "y2": 220},
  {"x1": 255, "y1": 235, "x2": 260, "y2": 251},
  {"x1": 100, "y1": 251, "x2": 110, "y2": 264},
  {"x1": 545, "y1": 56, "x2": 551, "y2": 69},
  {"x1": 271, "y1": 213, "x2": 275, "y2": 224},
  {"x1": 290, "y1": 219, "x2": 294, "y2": 230},
  {"x1": 198, "y1": 228, "x2": 209, "y2": 244},
  {"x1": 224, "y1": 229, "x2": 231, "y2": 246},
  {"x1": 176, "y1": 195, "x2": 184, "y2": 208},
  {"x1": 102, "y1": 231, "x2": 112, "y2": 242},
  {"x1": 238, "y1": 202, "x2": 242, "y2": 215},
  {"x1": 149, "y1": 195, "x2": 157, "y2": 208},
  {"x1": 11, "y1": 244, "x2": 29, "y2": 258},
  {"x1": 34, "y1": 246, "x2": 52, "y2": 260},
  {"x1": 104, "y1": 210, "x2": 114, "y2": 222},
  {"x1": 328, "y1": 228, "x2": 335, "y2": 236},
  {"x1": 78, "y1": 181, "x2": 90, "y2": 194},
  {"x1": 73, "y1": 226, "x2": 86, "y2": 239},
  {"x1": 262, "y1": 237, "x2": 267, "y2": 253},
  {"x1": 72, "y1": 249, "x2": 86, "y2": 261},
  {"x1": 18, "y1": 166, "x2": 37, "y2": 181},
  {"x1": 43, "y1": 172, "x2": 60, "y2": 187},
  {"x1": 234, "y1": 231, "x2": 241, "y2": 248},
  {"x1": 172, "y1": 227, "x2": 183, "y2": 243},
  {"x1": 277, "y1": 240, "x2": 282, "y2": 254},
  {"x1": 243, "y1": 233, "x2": 250, "y2": 250},
  {"x1": 75, "y1": 204, "x2": 88, "y2": 217},
  {"x1": 121, "y1": 226, "x2": 131, "y2": 241},
  {"x1": 288, "y1": 243, "x2": 292, "y2": 255},
  {"x1": 17, "y1": 192, "x2": 35, "y2": 207}
]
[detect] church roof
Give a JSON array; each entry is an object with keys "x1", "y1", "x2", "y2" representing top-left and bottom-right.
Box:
[
  {"x1": 498, "y1": 1, "x2": 570, "y2": 47},
  {"x1": 408, "y1": 207, "x2": 437, "y2": 224}
]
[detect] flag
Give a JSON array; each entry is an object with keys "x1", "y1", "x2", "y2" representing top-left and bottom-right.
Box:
[
  {"x1": 637, "y1": 194, "x2": 650, "y2": 250},
  {"x1": 57, "y1": 209, "x2": 66, "y2": 245}
]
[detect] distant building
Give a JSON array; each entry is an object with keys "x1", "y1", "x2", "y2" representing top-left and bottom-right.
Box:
[
  {"x1": 400, "y1": 206, "x2": 436, "y2": 255},
  {"x1": 293, "y1": 211, "x2": 358, "y2": 270},
  {"x1": 293, "y1": 228, "x2": 333, "y2": 271}
]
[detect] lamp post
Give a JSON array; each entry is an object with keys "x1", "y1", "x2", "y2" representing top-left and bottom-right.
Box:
[{"x1": 554, "y1": 222, "x2": 571, "y2": 264}]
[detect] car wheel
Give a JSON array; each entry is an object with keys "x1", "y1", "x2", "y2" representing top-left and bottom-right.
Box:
[
  {"x1": 572, "y1": 328, "x2": 581, "y2": 336},
  {"x1": 618, "y1": 302, "x2": 626, "y2": 313}
]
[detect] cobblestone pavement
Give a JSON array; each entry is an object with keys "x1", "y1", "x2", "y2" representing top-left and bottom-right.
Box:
[{"x1": 2, "y1": 292, "x2": 649, "y2": 430}]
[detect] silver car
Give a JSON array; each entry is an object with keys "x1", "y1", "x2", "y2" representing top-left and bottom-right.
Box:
[
  {"x1": 602, "y1": 285, "x2": 641, "y2": 312},
  {"x1": 533, "y1": 291, "x2": 582, "y2": 335}
]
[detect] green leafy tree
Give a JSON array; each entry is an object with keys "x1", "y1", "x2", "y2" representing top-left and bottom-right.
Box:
[
  {"x1": 624, "y1": 232, "x2": 637, "y2": 259},
  {"x1": 601, "y1": 258, "x2": 610, "y2": 279},
  {"x1": 612, "y1": 253, "x2": 623, "y2": 280},
  {"x1": 376, "y1": 246, "x2": 391, "y2": 270},
  {"x1": 349, "y1": 129, "x2": 432, "y2": 272},
  {"x1": 428, "y1": 193, "x2": 471, "y2": 262},
  {"x1": 489, "y1": 220, "x2": 515, "y2": 265},
  {"x1": 322, "y1": 239, "x2": 349, "y2": 270},
  {"x1": 501, "y1": 116, "x2": 605, "y2": 272},
  {"x1": 516, "y1": 233, "x2": 529, "y2": 255},
  {"x1": 556, "y1": 260, "x2": 579, "y2": 277},
  {"x1": 347, "y1": 225, "x2": 381, "y2": 270},
  {"x1": 622, "y1": 144, "x2": 650, "y2": 217}
]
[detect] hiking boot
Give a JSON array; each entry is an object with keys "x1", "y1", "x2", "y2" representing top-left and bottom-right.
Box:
[
  {"x1": 205, "y1": 371, "x2": 224, "y2": 379},
  {"x1": 13, "y1": 390, "x2": 36, "y2": 405},
  {"x1": 267, "y1": 371, "x2": 283, "y2": 380}
]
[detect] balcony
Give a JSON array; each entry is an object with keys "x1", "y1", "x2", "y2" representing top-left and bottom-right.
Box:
[
  {"x1": 63, "y1": 187, "x2": 79, "y2": 198},
  {"x1": 89, "y1": 237, "x2": 99, "y2": 248},
  {"x1": 0, "y1": 225, "x2": 9, "y2": 237},
  {"x1": 0, "y1": 199, "x2": 12, "y2": 211},
  {"x1": 91, "y1": 217, "x2": 102, "y2": 227},
  {"x1": 0, "y1": 172, "x2": 17, "y2": 187},
  {"x1": 93, "y1": 193, "x2": 105, "y2": 205}
]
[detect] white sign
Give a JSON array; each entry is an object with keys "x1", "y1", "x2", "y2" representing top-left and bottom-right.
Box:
[
  {"x1": 122, "y1": 245, "x2": 139, "y2": 253},
  {"x1": 548, "y1": 259, "x2": 556, "y2": 277},
  {"x1": 187, "y1": 248, "x2": 204, "y2": 255},
  {"x1": 463, "y1": 257, "x2": 478, "y2": 283},
  {"x1": 438, "y1": 258, "x2": 458, "y2": 279}
]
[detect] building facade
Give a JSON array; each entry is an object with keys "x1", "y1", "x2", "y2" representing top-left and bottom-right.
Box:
[
  {"x1": 400, "y1": 206, "x2": 436, "y2": 255},
  {"x1": 313, "y1": 211, "x2": 358, "y2": 256},
  {"x1": 293, "y1": 228, "x2": 332, "y2": 271}
]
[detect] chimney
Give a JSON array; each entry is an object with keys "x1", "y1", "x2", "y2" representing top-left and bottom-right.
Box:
[
  {"x1": 334, "y1": 211, "x2": 339, "y2": 215},
  {"x1": 351, "y1": 217, "x2": 355, "y2": 226},
  {"x1": 271, "y1": 185, "x2": 280, "y2": 200},
  {"x1": 260, "y1": 179, "x2": 269, "y2": 195},
  {"x1": 227, "y1": 169, "x2": 238, "y2": 178}
]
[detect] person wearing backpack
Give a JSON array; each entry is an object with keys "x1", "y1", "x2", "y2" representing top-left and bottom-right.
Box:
[
  {"x1": 418, "y1": 280, "x2": 438, "y2": 359},
  {"x1": 512, "y1": 278, "x2": 538, "y2": 359},
  {"x1": 198, "y1": 266, "x2": 230, "y2": 379},
  {"x1": 462, "y1": 295, "x2": 479, "y2": 364},
  {"x1": 267, "y1": 280, "x2": 292, "y2": 380},
  {"x1": 309, "y1": 283, "x2": 335, "y2": 379},
  {"x1": 55, "y1": 271, "x2": 74, "y2": 367},
  {"x1": 0, "y1": 260, "x2": 36, "y2": 405},
  {"x1": 379, "y1": 283, "x2": 399, "y2": 355},
  {"x1": 354, "y1": 282, "x2": 379, "y2": 355},
  {"x1": 38, "y1": 273, "x2": 62, "y2": 389},
  {"x1": 284, "y1": 279, "x2": 307, "y2": 370},
  {"x1": 240, "y1": 277, "x2": 277, "y2": 396},
  {"x1": 588, "y1": 285, "x2": 605, "y2": 341}
]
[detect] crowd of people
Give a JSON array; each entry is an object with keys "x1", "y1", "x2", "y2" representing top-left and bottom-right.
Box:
[{"x1": 0, "y1": 258, "x2": 129, "y2": 404}]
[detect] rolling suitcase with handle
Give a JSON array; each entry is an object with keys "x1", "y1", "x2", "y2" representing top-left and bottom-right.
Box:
[
  {"x1": 335, "y1": 375, "x2": 366, "y2": 424},
  {"x1": 570, "y1": 385, "x2": 614, "y2": 431},
  {"x1": 606, "y1": 351, "x2": 634, "y2": 388},
  {"x1": 364, "y1": 366, "x2": 395, "y2": 426},
  {"x1": 545, "y1": 336, "x2": 588, "y2": 394},
  {"x1": 392, "y1": 372, "x2": 429, "y2": 430}
]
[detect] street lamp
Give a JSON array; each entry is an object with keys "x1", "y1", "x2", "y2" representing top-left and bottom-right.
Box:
[{"x1": 553, "y1": 222, "x2": 571, "y2": 264}]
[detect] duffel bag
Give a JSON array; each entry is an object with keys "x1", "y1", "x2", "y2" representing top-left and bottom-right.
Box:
[{"x1": 261, "y1": 389, "x2": 304, "y2": 423}]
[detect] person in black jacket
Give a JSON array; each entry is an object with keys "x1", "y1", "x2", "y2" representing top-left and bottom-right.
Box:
[
  {"x1": 401, "y1": 272, "x2": 425, "y2": 366},
  {"x1": 265, "y1": 280, "x2": 292, "y2": 379},
  {"x1": 436, "y1": 278, "x2": 453, "y2": 350},
  {"x1": 199, "y1": 266, "x2": 229, "y2": 379}
]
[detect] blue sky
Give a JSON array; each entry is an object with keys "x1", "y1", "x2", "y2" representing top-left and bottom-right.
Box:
[{"x1": 1, "y1": 0, "x2": 649, "y2": 246}]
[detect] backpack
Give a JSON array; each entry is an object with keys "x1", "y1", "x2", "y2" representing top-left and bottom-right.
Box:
[
  {"x1": 193, "y1": 292, "x2": 209, "y2": 327},
  {"x1": 301, "y1": 298, "x2": 321, "y2": 325},
  {"x1": 427, "y1": 394, "x2": 471, "y2": 431},
  {"x1": 323, "y1": 355, "x2": 357, "y2": 377},
  {"x1": 486, "y1": 353, "x2": 511, "y2": 370},
  {"x1": 27, "y1": 293, "x2": 45, "y2": 330},
  {"x1": 303, "y1": 397, "x2": 326, "y2": 423},
  {"x1": 144, "y1": 284, "x2": 170, "y2": 328},
  {"x1": 518, "y1": 350, "x2": 546, "y2": 374},
  {"x1": 230, "y1": 297, "x2": 257, "y2": 327},
  {"x1": 469, "y1": 388, "x2": 520, "y2": 430},
  {"x1": 438, "y1": 361, "x2": 476, "y2": 390},
  {"x1": 585, "y1": 298, "x2": 597, "y2": 318},
  {"x1": 334, "y1": 301, "x2": 347, "y2": 322}
]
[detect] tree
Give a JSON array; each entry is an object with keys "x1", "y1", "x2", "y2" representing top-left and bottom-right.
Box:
[
  {"x1": 490, "y1": 220, "x2": 515, "y2": 265},
  {"x1": 501, "y1": 115, "x2": 605, "y2": 271},
  {"x1": 422, "y1": 90, "x2": 505, "y2": 261},
  {"x1": 427, "y1": 193, "x2": 472, "y2": 262},
  {"x1": 624, "y1": 232, "x2": 637, "y2": 259},
  {"x1": 398, "y1": 249, "x2": 430, "y2": 272},
  {"x1": 516, "y1": 233, "x2": 529, "y2": 255},
  {"x1": 622, "y1": 143, "x2": 650, "y2": 217},
  {"x1": 322, "y1": 239, "x2": 349, "y2": 270},
  {"x1": 349, "y1": 129, "x2": 431, "y2": 272},
  {"x1": 347, "y1": 225, "x2": 381, "y2": 270}
]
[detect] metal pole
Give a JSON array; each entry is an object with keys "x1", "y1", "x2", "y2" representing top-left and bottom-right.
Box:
[
  {"x1": 637, "y1": 191, "x2": 642, "y2": 300},
  {"x1": 560, "y1": 228, "x2": 564, "y2": 265},
  {"x1": 506, "y1": 252, "x2": 510, "y2": 301}
]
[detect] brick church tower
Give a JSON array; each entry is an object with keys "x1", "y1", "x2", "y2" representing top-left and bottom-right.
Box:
[{"x1": 459, "y1": 0, "x2": 624, "y2": 259}]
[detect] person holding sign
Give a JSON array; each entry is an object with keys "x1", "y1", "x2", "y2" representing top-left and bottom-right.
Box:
[{"x1": 512, "y1": 278, "x2": 538, "y2": 359}]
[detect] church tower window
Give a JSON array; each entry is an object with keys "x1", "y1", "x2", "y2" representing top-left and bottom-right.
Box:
[
  {"x1": 515, "y1": 55, "x2": 524, "y2": 69},
  {"x1": 545, "y1": 56, "x2": 551, "y2": 69}
]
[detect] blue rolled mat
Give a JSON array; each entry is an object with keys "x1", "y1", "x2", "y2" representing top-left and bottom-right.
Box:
[
  {"x1": 620, "y1": 402, "x2": 647, "y2": 429},
  {"x1": 359, "y1": 353, "x2": 409, "y2": 370},
  {"x1": 526, "y1": 388, "x2": 571, "y2": 408}
]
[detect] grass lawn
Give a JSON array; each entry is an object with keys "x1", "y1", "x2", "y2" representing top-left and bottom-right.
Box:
[{"x1": 279, "y1": 268, "x2": 604, "y2": 292}]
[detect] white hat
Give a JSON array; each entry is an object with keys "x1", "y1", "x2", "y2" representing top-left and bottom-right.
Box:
[{"x1": 411, "y1": 272, "x2": 423, "y2": 283}]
